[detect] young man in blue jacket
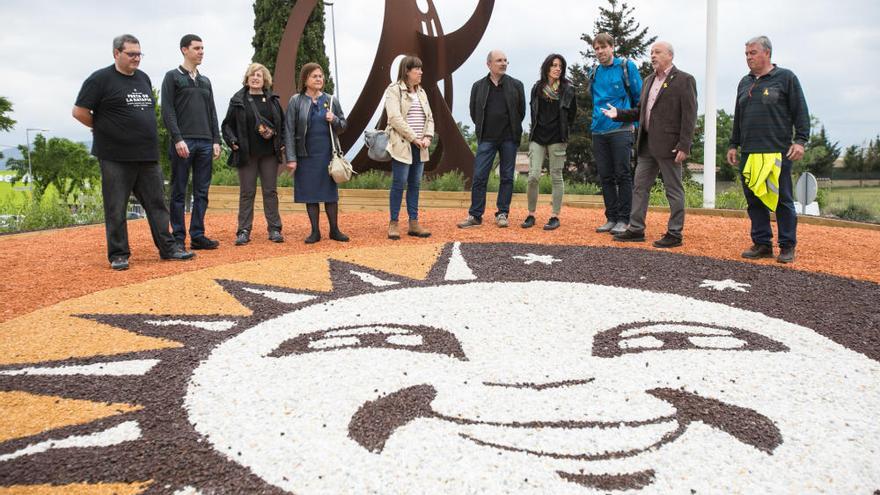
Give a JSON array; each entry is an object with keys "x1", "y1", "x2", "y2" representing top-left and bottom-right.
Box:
[{"x1": 590, "y1": 32, "x2": 643, "y2": 235}]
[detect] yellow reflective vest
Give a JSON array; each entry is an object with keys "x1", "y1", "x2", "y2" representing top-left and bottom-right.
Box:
[{"x1": 743, "y1": 153, "x2": 781, "y2": 211}]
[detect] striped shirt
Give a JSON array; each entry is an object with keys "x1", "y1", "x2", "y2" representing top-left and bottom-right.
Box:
[{"x1": 406, "y1": 92, "x2": 426, "y2": 139}]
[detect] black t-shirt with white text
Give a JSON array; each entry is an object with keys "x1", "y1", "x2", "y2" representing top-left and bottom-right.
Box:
[{"x1": 75, "y1": 65, "x2": 158, "y2": 162}]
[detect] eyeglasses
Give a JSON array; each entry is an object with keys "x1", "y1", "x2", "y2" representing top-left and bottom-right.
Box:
[{"x1": 122, "y1": 51, "x2": 144, "y2": 59}]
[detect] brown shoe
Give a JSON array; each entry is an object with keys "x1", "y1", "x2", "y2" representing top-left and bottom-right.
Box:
[
  {"x1": 388, "y1": 220, "x2": 400, "y2": 240},
  {"x1": 407, "y1": 219, "x2": 431, "y2": 238},
  {"x1": 777, "y1": 246, "x2": 796, "y2": 264}
]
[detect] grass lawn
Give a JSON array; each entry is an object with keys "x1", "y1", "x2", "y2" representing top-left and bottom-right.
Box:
[{"x1": 822, "y1": 186, "x2": 880, "y2": 217}]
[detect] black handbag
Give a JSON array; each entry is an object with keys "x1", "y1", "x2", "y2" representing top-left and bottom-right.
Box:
[{"x1": 246, "y1": 94, "x2": 276, "y2": 140}]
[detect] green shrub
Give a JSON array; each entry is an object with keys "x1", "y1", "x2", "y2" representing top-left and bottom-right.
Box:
[
  {"x1": 648, "y1": 179, "x2": 703, "y2": 208},
  {"x1": 338, "y1": 169, "x2": 393, "y2": 190},
  {"x1": 486, "y1": 173, "x2": 500, "y2": 192},
  {"x1": 815, "y1": 187, "x2": 828, "y2": 209},
  {"x1": 715, "y1": 186, "x2": 747, "y2": 210},
  {"x1": 567, "y1": 181, "x2": 600, "y2": 195},
  {"x1": 830, "y1": 200, "x2": 877, "y2": 223},
  {"x1": 424, "y1": 171, "x2": 466, "y2": 191},
  {"x1": 212, "y1": 165, "x2": 240, "y2": 186}
]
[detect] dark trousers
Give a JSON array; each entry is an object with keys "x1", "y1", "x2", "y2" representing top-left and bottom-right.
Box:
[
  {"x1": 169, "y1": 138, "x2": 213, "y2": 243},
  {"x1": 237, "y1": 154, "x2": 282, "y2": 235},
  {"x1": 99, "y1": 159, "x2": 176, "y2": 261},
  {"x1": 593, "y1": 131, "x2": 634, "y2": 223},
  {"x1": 741, "y1": 153, "x2": 797, "y2": 247},
  {"x1": 390, "y1": 143, "x2": 424, "y2": 221},
  {"x1": 468, "y1": 139, "x2": 518, "y2": 219}
]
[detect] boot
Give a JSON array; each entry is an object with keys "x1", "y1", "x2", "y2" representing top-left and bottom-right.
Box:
[
  {"x1": 388, "y1": 220, "x2": 400, "y2": 240},
  {"x1": 407, "y1": 219, "x2": 431, "y2": 238}
]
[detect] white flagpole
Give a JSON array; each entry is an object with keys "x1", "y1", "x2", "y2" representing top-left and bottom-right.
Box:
[{"x1": 703, "y1": 0, "x2": 718, "y2": 208}]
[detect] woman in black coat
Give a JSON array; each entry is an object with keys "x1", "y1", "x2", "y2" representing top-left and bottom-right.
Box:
[{"x1": 221, "y1": 63, "x2": 285, "y2": 245}]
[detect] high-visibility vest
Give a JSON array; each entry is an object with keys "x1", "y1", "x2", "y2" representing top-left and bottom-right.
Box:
[{"x1": 743, "y1": 153, "x2": 781, "y2": 211}]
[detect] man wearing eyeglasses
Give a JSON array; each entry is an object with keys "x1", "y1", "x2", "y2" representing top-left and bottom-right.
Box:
[
  {"x1": 161, "y1": 34, "x2": 222, "y2": 251},
  {"x1": 73, "y1": 34, "x2": 195, "y2": 271},
  {"x1": 726, "y1": 35, "x2": 809, "y2": 264}
]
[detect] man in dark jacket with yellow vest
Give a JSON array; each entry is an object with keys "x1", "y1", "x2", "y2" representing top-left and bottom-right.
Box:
[{"x1": 726, "y1": 35, "x2": 809, "y2": 264}]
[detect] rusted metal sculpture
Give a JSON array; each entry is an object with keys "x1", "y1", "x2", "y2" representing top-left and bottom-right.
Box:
[{"x1": 275, "y1": 0, "x2": 495, "y2": 179}]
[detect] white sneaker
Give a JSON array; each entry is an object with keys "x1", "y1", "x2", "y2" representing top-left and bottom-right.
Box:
[
  {"x1": 610, "y1": 221, "x2": 628, "y2": 235},
  {"x1": 495, "y1": 213, "x2": 509, "y2": 228}
]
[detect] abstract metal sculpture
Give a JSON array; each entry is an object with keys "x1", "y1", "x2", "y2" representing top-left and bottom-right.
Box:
[{"x1": 275, "y1": 0, "x2": 495, "y2": 179}]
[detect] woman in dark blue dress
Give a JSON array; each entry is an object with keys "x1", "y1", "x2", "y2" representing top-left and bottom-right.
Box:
[{"x1": 283, "y1": 63, "x2": 349, "y2": 244}]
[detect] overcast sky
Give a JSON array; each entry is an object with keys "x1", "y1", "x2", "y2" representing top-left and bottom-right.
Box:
[{"x1": 1, "y1": 0, "x2": 878, "y2": 156}]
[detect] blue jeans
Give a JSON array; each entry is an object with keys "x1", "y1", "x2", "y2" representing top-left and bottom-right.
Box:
[
  {"x1": 469, "y1": 139, "x2": 517, "y2": 219},
  {"x1": 169, "y1": 138, "x2": 213, "y2": 242},
  {"x1": 390, "y1": 144, "x2": 424, "y2": 221},
  {"x1": 741, "y1": 153, "x2": 797, "y2": 247},
  {"x1": 593, "y1": 131, "x2": 634, "y2": 223}
]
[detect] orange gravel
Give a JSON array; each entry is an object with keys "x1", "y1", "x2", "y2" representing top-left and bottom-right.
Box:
[{"x1": 1, "y1": 207, "x2": 878, "y2": 322}]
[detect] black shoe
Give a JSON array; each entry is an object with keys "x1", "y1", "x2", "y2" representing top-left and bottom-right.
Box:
[
  {"x1": 741, "y1": 244, "x2": 773, "y2": 259},
  {"x1": 235, "y1": 230, "x2": 250, "y2": 246},
  {"x1": 304, "y1": 231, "x2": 321, "y2": 244},
  {"x1": 652, "y1": 233, "x2": 682, "y2": 248},
  {"x1": 613, "y1": 229, "x2": 646, "y2": 242},
  {"x1": 329, "y1": 229, "x2": 350, "y2": 242},
  {"x1": 777, "y1": 245, "x2": 796, "y2": 264},
  {"x1": 110, "y1": 256, "x2": 129, "y2": 271},
  {"x1": 268, "y1": 230, "x2": 284, "y2": 243},
  {"x1": 191, "y1": 236, "x2": 219, "y2": 250},
  {"x1": 521, "y1": 215, "x2": 535, "y2": 228},
  {"x1": 543, "y1": 217, "x2": 560, "y2": 231},
  {"x1": 161, "y1": 247, "x2": 196, "y2": 261}
]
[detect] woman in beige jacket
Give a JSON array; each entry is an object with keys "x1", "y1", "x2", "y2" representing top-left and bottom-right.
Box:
[{"x1": 384, "y1": 55, "x2": 435, "y2": 239}]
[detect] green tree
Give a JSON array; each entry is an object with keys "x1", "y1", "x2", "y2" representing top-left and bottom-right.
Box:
[
  {"x1": 0, "y1": 96, "x2": 15, "y2": 132},
  {"x1": 6, "y1": 134, "x2": 100, "y2": 200},
  {"x1": 800, "y1": 123, "x2": 840, "y2": 178},
  {"x1": 690, "y1": 109, "x2": 736, "y2": 181},
  {"x1": 456, "y1": 121, "x2": 477, "y2": 153},
  {"x1": 567, "y1": 0, "x2": 655, "y2": 182},
  {"x1": 153, "y1": 87, "x2": 172, "y2": 180},
  {"x1": 252, "y1": 0, "x2": 333, "y2": 93},
  {"x1": 843, "y1": 144, "x2": 870, "y2": 187}
]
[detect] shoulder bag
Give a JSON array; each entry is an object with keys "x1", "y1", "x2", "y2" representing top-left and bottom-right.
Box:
[{"x1": 326, "y1": 94, "x2": 355, "y2": 184}]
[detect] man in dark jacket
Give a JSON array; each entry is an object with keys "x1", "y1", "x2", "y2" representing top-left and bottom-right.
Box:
[
  {"x1": 458, "y1": 50, "x2": 526, "y2": 228},
  {"x1": 727, "y1": 35, "x2": 809, "y2": 264},
  {"x1": 603, "y1": 41, "x2": 698, "y2": 248},
  {"x1": 161, "y1": 34, "x2": 222, "y2": 251}
]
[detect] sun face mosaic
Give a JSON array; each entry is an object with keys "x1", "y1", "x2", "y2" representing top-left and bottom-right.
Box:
[{"x1": 1, "y1": 242, "x2": 879, "y2": 494}]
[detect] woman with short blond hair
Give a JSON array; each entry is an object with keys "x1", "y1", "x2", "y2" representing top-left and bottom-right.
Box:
[
  {"x1": 221, "y1": 62, "x2": 285, "y2": 245},
  {"x1": 383, "y1": 55, "x2": 434, "y2": 239}
]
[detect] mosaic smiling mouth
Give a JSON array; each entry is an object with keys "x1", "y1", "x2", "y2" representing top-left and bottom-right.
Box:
[{"x1": 348, "y1": 384, "x2": 783, "y2": 461}]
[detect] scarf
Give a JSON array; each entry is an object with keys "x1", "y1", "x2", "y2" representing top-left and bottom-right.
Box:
[{"x1": 542, "y1": 80, "x2": 560, "y2": 101}]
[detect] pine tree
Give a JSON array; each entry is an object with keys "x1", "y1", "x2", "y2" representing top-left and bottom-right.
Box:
[
  {"x1": 801, "y1": 123, "x2": 841, "y2": 178},
  {"x1": 0, "y1": 96, "x2": 15, "y2": 132},
  {"x1": 252, "y1": 0, "x2": 333, "y2": 93},
  {"x1": 567, "y1": 0, "x2": 655, "y2": 182}
]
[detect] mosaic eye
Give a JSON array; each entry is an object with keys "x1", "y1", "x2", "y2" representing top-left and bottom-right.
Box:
[
  {"x1": 592, "y1": 321, "x2": 789, "y2": 358},
  {"x1": 268, "y1": 324, "x2": 467, "y2": 360}
]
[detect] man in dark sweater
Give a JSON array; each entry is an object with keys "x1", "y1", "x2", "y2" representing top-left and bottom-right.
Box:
[
  {"x1": 458, "y1": 50, "x2": 526, "y2": 229},
  {"x1": 727, "y1": 35, "x2": 809, "y2": 264},
  {"x1": 73, "y1": 34, "x2": 194, "y2": 270},
  {"x1": 161, "y1": 34, "x2": 222, "y2": 250}
]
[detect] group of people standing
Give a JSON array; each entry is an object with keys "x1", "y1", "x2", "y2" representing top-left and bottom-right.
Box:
[
  {"x1": 72, "y1": 30, "x2": 808, "y2": 271},
  {"x1": 457, "y1": 32, "x2": 808, "y2": 266}
]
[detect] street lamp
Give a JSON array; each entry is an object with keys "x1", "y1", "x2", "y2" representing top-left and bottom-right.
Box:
[
  {"x1": 325, "y1": 1, "x2": 340, "y2": 99},
  {"x1": 25, "y1": 127, "x2": 50, "y2": 190}
]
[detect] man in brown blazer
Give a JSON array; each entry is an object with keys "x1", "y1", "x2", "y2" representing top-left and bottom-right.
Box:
[{"x1": 602, "y1": 41, "x2": 697, "y2": 248}]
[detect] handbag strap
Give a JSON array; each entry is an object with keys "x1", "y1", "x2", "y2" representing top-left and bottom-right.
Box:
[
  {"x1": 245, "y1": 93, "x2": 267, "y2": 124},
  {"x1": 327, "y1": 94, "x2": 343, "y2": 155}
]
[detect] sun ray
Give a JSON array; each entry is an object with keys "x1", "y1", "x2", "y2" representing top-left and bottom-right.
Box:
[
  {"x1": 0, "y1": 482, "x2": 151, "y2": 495},
  {"x1": 0, "y1": 359, "x2": 159, "y2": 377},
  {"x1": 330, "y1": 243, "x2": 443, "y2": 280},
  {"x1": 444, "y1": 241, "x2": 477, "y2": 281},
  {"x1": 0, "y1": 420, "x2": 141, "y2": 462},
  {"x1": 0, "y1": 391, "x2": 140, "y2": 444}
]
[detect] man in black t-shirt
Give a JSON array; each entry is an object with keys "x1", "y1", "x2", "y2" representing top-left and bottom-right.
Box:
[
  {"x1": 73, "y1": 34, "x2": 195, "y2": 271},
  {"x1": 161, "y1": 34, "x2": 222, "y2": 251}
]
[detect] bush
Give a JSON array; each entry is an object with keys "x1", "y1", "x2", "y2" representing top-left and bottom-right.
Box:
[
  {"x1": 338, "y1": 169, "x2": 393, "y2": 190},
  {"x1": 424, "y1": 171, "x2": 466, "y2": 191},
  {"x1": 648, "y1": 179, "x2": 703, "y2": 208},
  {"x1": 830, "y1": 200, "x2": 877, "y2": 223},
  {"x1": 567, "y1": 181, "x2": 600, "y2": 195},
  {"x1": 212, "y1": 165, "x2": 240, "y2": 186},
  {"x1": 0, "y1": 190, "x2": 105, "y2": 233},
  {"x1": 715, "y1": 186, "x2": 748, "y2": 210}
]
